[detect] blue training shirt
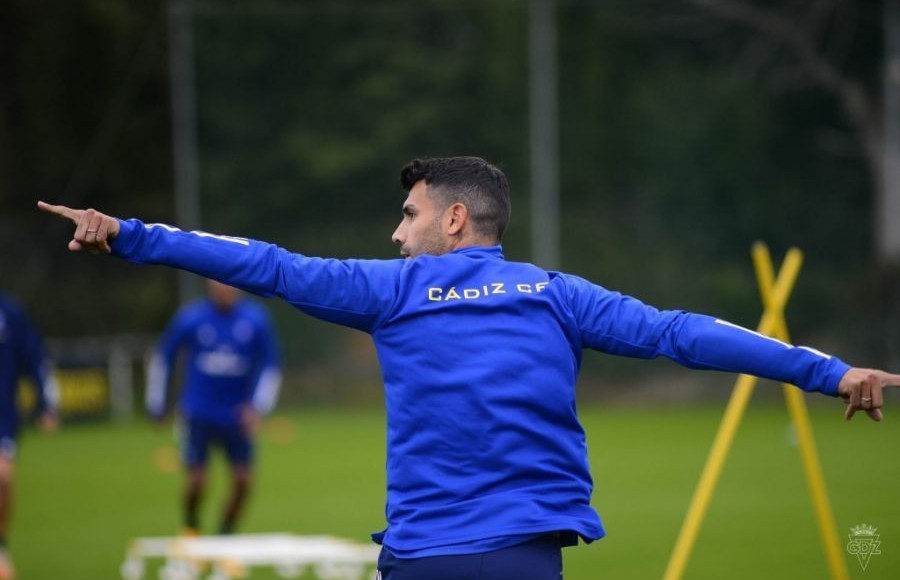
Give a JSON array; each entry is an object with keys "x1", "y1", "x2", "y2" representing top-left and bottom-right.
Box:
[
  {"x1": 111, "y1": 219, "x2": 850, "y2": 557},
  {"x1": 146, "y1": 295, "x2": 282, "y2": 426},
  {"x1": 0, "y1": 293, "x2": 59, "y2": 433}
]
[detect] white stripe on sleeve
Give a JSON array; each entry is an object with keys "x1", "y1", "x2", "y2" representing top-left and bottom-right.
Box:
[
  {"x1": 145, "y1": 353, "x2": 168, "y2": 415},
  {"x1": 252, "y1": 367, "x2": 283, "y2": 415}
]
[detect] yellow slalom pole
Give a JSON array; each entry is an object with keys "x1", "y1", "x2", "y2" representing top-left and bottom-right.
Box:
[
  {"x1": 782, "y1": 388, "x2": 849, "y2": 580},
  {"x1": 661, "y1": 374, "x2": 758, "y2": 580},
  {"x1": 663, "y1": 246, "x2": 803, "y2": 580},
  {"x1": 752, "y1": 244, "x2": 849, "y2": 580}
]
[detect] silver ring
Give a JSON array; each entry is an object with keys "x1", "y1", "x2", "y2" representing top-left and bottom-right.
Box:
[
  {"x1": 86, "y1": 229, "x2": 97, "y2": 233},
  {"x1": 861, "y1": 397, "x2": 872, "y2": 402}
]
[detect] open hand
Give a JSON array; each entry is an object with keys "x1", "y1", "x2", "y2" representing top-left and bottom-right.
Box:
[
  {"x1": 39, "y1": 411, "x2": 59, "y2": 433},
  {"x1": 239, "y1": 405, "x2": 260, "y2": 437}
]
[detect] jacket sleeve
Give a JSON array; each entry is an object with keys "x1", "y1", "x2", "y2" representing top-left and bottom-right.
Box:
[
  {"x1": 249, "y1": 308, "x2": 282, "y2": 415},
  {"x1": 13, "y1": 308, "x2": 60, "y2": 416},
  {"x1": 111, "y1": 219, "x2": 402, "y2": 332},
  {"x1": 145, "y1": 307, "x2": 191, "y2": 419},
  {"x1": 562, "y1": 274, "x2": 849, "y2": 396}
]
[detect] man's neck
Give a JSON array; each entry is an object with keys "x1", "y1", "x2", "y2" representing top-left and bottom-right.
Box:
[{"x1": 447, "y1": 234, "x2": 497, "y2": 253}]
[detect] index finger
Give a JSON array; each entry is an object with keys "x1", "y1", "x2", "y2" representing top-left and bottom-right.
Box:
[{"x1": 37, "y1": 201, "x2": 81, "y2": 222}]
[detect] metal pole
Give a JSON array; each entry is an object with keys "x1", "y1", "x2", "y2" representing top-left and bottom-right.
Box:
[
  {"x1": 882, "y1": 0, "x2": 900, "y2": 263},
  {"x1": 168, "y1": 0, "x2": 202, "y2": 303},
  {"x1": 528, "y1": 0, "x2": 560, "y2": 270},
  {"x1": 108, "y1": 345, "x2": 134, "y2": 422},
  {"x1": 882, "y1": 0, "x2": 900, "y2": 371}
]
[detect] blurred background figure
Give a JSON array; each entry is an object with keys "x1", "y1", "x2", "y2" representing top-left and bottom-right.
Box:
[
  {"x1": 146, "y1": 279, "x2": 282, "y2": 536},
  {"x1": 0, "y1": 292, "x2": 60, "y2": 580}
]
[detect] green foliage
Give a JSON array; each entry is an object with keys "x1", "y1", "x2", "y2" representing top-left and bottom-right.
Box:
[
  {"x1": 194, "y1": 1, "x2": 529, "y2": 256},
  {"x1": 3, "y1": 0, "x2": 887, "y2": 371}
]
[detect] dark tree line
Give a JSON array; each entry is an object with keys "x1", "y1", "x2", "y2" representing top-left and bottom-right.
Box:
[{"x1": 2, "y1": 0, "x2": 891, "y2": 380}]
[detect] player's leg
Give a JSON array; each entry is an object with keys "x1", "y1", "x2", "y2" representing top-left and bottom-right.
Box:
[
  {"x1": 376, "y1": 534, "x2": 563, "y2": 580},
  {"x1": 219, "y1": 464, "x2": 250, "y2": 535},
  {"x1": 181, "y1": 417, "x2": 210, "y2": 534},
  {"x1": 0, "y1": 435, "x2": 17, "y2": 580},
  {"x1": 218, "y1": 424, "x2": 253, "y2": 535}
]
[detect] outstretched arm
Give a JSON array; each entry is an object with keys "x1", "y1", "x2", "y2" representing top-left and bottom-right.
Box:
[
  {"x1": 838, "y1": 368, "x2": 900, "y2": 422},
  {"x1": 564, "y1": 274, "x2": 900, "y2": 422},
  {"x1": 37, "y1": 201, "x2": 120, "y2": 254},
  {"x1": 38, "y1": 201, "x2": 403, "y2": 332}
]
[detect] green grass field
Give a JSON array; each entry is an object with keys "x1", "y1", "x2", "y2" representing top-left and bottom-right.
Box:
[{"x1": 12, "y1": 397, "x2": 899, "y2": 579}]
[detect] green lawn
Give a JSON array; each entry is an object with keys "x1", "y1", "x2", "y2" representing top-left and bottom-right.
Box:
[{"x1": 12, "y1": 397, "x2": 899, "y2": 579}]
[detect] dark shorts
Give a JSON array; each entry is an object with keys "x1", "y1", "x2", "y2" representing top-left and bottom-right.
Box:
[
  {"x1": 180, "y1": 417, "x2": 253, "y2": 468},
  {"x1": 376, "y1": 534, "x2": 563, "y2": 580}
]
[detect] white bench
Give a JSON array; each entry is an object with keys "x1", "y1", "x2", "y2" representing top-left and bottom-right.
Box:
[{"x1": 121, "y1": 533, "x2": 380, "y2": 580}]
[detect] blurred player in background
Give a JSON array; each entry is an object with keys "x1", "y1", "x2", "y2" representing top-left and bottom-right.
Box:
[
  {"x1": 146, "y1": 279, "x2": 282, "y2": 536},
  {"x1": 0, "y1": 291, "x2": 59, "y2": 579},
  {"x1": 38, "y1": 156, "x2": 900, "y2": 580}
]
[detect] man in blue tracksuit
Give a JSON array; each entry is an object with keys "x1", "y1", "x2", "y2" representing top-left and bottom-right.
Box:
[
  {"x1": 0, "y1": 292, "x2": 59, "y2": 579},
  {"x1": 147, "y1": 278, "x2": 282, "y2": 535},
  {"x1": 39, "y1": 156, "x2": 900, "y2": 580}
]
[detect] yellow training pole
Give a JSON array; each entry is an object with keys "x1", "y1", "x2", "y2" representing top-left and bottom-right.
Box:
[
  {"x1": 661, "y1": 374, "x2": 758, "y2": 580},
  {"x1": 663, "y1": 247, "x2": 803, "y2": 580},
  {"x1": 752, "y1": 244, "x2": 849, "y2": 580}
]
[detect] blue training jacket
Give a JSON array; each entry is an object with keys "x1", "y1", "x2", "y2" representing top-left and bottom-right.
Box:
[
  {"x1": 146, "y1": 296, "x2": 282, "y2": 426},
  {"x1": 0, "y1": 292, "x2": 59, "y2": 432},
  {"x1": 111, "y1": 219, "x2": 850, "y2": 557}
]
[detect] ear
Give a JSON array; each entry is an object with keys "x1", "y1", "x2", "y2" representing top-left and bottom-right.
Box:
[{"x1": 446, "y1": 203, "x2": 468, "y2": 236}]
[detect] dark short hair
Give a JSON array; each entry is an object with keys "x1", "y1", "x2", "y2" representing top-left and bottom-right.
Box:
[{"x1": 400, "y1": 156, "x2": 511, "y2": 242}]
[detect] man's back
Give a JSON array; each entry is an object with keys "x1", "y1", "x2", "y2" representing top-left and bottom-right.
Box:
[{"x1": 367, "y1": 246, "x2": 601, "y2": 555}]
